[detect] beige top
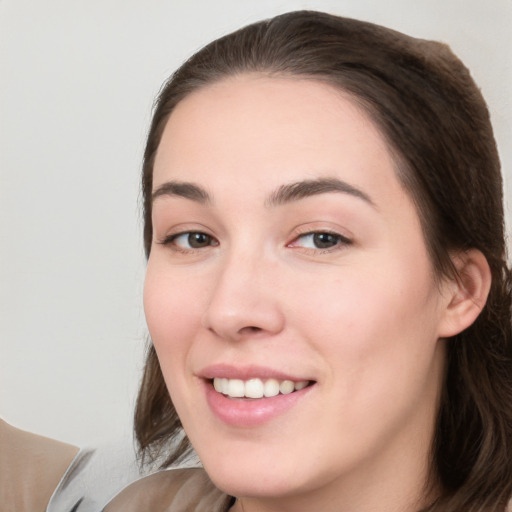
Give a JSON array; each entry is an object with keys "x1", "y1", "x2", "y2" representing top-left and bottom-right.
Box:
[
  {"x1": 103, "y1": 464, "x2": 512, "y2": 512},
  {"x1": 103, "y1": 467, "x2": 233, "y2": 512},
  {"x1": 0, "y1": 419, "x2": 79, "y2": 512}
]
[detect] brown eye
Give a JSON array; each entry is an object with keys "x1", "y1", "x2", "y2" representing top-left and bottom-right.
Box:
[
  {"x1": 164, "y1": 231, "x2": 218, "y2": 250},
  {"x1": 290, "y1": 231, "x2": 350, "y2": 250},
  {"x1": 312, "y1": 233, "x2": 340, "y2": 249},
  {"x1": 187, "y1": 232, "x2": 213, "y2": 248}
]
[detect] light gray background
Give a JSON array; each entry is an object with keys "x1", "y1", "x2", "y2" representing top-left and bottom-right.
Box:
[{"x1": 1, "y1": 0, "x2": 511, "y2": 447}]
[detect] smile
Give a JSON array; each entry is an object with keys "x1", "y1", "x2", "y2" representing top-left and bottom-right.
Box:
[{"x1": 212, "y1": 377, "x2": 311, "y2": 399}]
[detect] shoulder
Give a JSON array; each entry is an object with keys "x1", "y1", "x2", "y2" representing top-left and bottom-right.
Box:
[
  {"x1": 47, "y1": 437, "x2": 147, "y2": 512},
  {"x1": 0, "y1": 419, "x2": 78, "y2": 512},
  {"x1": 103, "y1": 467, "x2": 232, "y2": 512}
]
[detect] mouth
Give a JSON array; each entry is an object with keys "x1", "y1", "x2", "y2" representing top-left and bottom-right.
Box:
[
  {"x1": 212, "y1": 377, "x2": 313, "y2": 399},
  {"x1": 203, "y1": 371, "x2": 316, "y2": 427},
  {"x1": 200, "y1": 364, "x2": 316, "y2": 426}
]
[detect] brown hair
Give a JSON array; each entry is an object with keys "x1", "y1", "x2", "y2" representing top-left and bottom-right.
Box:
[{"x1": 134, "y1": 11, "x2": 512, "y2": 511}]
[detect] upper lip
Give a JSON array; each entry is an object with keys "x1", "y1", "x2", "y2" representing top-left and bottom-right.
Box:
[{"x1": 198, "y1": 363, "x2": 314, "y2": 382}]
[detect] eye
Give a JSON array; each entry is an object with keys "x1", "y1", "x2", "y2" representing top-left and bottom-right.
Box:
[
  {"x1": 289, "y1": 231, "x2": 351, "y2": 251},
  {"x1": 162, "y1": 231, "x2": 218, "y2": 251}
]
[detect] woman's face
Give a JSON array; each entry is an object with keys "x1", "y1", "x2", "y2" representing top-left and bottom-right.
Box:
[{"x1": 144, "y1": 76, "x2": 454, "y2": 508}]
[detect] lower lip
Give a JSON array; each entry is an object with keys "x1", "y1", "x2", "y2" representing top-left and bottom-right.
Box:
[{"x1": 204, "y1": 380, "x2": 314, "y2": 428}]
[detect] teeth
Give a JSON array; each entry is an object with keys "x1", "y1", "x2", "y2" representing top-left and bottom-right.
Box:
[
  {"x1": 245, "y1": 378, "x2": 264, "y2": 399},
  {"x1": 214, "y1": 378, "x2": 230, "y2": 395},
  {"x1": 279, "y1": 380, "x2": 295, "y2": 395},
  {"x1": 264, "y1": 378, "x2": 280, "y2": 397},
  {"x1": 212, "y1": 377, "x2": 310, "y2": 399},
  {"x1": 228, "y1": 379, "x2": 245, "y2": 398},
  {"x1": 294, "y1": 380, "x2": 308, "y2": 391}
]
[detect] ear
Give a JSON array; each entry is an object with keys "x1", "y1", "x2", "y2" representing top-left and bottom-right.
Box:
[{"x1": 438, "y1": 249, "x2": 492, "y2": 338}]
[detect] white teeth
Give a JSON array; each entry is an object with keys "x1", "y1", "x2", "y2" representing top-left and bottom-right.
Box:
[
  {"x1": 264, "y1": 378, "x2": 280, "y2": 397},
  {"x1": 245, "y1": 378, "x2": 264, "y2": 399},
  {"x1": 294, "y1": 380, "x2": 308, "y2": 391},
  {"x1": 228, "y1": 379, "x2": 245, "y2": 397},
  {"x1": 212, "y1": 377, "x2": 310, "y2": 399},
  {"x1": 279, "y1": 380, "x2": 295, "y2": 395}
]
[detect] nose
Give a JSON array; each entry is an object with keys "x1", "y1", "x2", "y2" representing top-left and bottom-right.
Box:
[{"x1": 201, "y1": 252, "x2": 285, "y2": 341}]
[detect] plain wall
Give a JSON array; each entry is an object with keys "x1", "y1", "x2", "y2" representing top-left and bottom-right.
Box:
[{"x1": 1, "y1": 0, "x2": 511, "y2": 447}]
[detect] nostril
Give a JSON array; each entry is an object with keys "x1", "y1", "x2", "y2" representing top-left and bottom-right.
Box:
[{"x1": 240, "y1": 326, "x2": 262, "y2": 334}]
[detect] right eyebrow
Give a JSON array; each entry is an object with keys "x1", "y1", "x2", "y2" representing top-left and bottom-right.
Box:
[{"x1": 151, "y1": 180, "x2": 212, "y2": 204}]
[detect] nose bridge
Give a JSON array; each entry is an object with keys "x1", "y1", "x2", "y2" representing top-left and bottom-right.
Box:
[{"x1": 202, "y1": 243, "x2": 284, "y2": 339}]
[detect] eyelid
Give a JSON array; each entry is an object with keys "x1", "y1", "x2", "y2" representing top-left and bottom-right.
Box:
[
  {"x1": 155, "y1": 224, "x2": 219, "y2": 254},
  {"x1": 160, "y1": 230, "x2": 217, "y2": 243},
  {"x1": 287, "y1": 226, "x2": 353, "y2": 253},
  {"x1": 155, "y1": 221, "x2": 214, "y2": 242},
  {"x1": 291, "y1": 222, "x2": 353, "y2": 241}
]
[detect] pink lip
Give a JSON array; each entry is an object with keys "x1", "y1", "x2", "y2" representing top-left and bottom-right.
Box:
[
  {"x1": 199, "y1": 364, "x2": 315, "y2": 428},
  {"x1": 199, "y1": 363, "x2": 310, "y2": 382}
]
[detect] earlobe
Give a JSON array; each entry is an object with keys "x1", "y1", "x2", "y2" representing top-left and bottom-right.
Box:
[{"x1": 438, "y1": 249, "x2": 492, "y2": 338}]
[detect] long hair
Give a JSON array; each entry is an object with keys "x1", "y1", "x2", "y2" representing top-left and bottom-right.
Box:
[{"x1": 134, "y1": 11, "x2": 512, "y2": 511}]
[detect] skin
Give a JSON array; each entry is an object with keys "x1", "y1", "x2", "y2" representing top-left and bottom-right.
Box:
[{"x1": 144, "y1": 75, "x2": 468, "y2": 512}]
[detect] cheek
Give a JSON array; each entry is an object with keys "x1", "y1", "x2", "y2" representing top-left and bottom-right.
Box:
[
  {"x1": 143, "y1": 264, "x2": 210, "y2": 423},
  {"x1": 302, "y1": 273, "x2": 443, "y2": 448},
  {"x1": 293, "y1": 258, "x2": 442, "y2": 382},
  {"x1": 143, "y1": 262, "x2": 205, "y2": 368}
]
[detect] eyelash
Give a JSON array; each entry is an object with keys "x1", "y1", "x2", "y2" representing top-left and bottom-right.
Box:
[
  {"x1": 287, "y1": 230, "x2": 352, "y2": 253},
  {"x1": 158, "y1": 229, "x2": 352, "y2": 254},
  {"x1": 158, "y1": 231, "x2": 219, "y2": 253}
]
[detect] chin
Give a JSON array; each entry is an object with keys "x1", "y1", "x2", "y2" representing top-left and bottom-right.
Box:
[{"x1": 204, "y1": 459, "x2": 305, "y2": 498}]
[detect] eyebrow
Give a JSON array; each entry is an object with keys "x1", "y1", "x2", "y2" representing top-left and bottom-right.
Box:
[
  {"x1": 151, "y1": 177, "x2": 375, "y2": 208},
  {"x1": 265, "y1": 177, "x2": 375, "y2": 208},
  {"x1": 152, "y1": 181, "x2": 212, "y2": 204}
]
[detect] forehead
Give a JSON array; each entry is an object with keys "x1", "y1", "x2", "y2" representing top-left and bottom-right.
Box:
[{"x1": 152, "y1": 74, "x2": 400, "y2": 201}]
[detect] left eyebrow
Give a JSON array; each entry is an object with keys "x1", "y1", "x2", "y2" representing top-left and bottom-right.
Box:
[{"x1": 265, "y1": 177, "x2": 376, "y2": 208}]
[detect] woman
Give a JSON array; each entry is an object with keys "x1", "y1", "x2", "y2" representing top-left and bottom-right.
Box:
[{"x1": 107, "y1": 10, "x2": 512, "y2": 512}]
